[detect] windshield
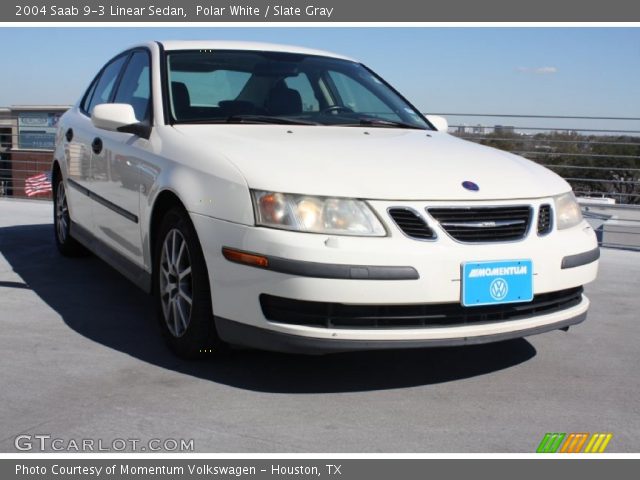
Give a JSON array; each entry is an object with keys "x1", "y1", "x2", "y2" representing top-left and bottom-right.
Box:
[{"x1": 165, "y1": 50, "x2": 430, "y2": 129}]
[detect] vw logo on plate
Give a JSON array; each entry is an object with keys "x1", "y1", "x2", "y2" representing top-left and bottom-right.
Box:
[
  {"x1": 489, "y1": 278, "x2": 508, "y2": 300},
  {"x1": 462, "y1": 181, "x2": 480, "y2": 191}
]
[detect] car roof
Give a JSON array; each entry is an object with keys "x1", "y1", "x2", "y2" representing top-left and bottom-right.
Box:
[{"x1": 156, "y1": 40, "x2": 356, "y2": 61}]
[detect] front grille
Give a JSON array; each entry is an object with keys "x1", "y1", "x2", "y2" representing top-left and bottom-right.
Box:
[
  {"x1": 260, "y1": 287, "x2": 583, "y2": 329},
  {"x1": 427, "y1": 206, "x2": 532, "y2": 242},
  {"x1": 388, "y1": 208, "x2": 435, "y2": 240},
  {"x1": 538, "y1": 204, "x2": 553, "y2": 234}
]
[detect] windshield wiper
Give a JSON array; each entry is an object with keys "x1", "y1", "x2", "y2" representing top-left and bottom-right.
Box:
[
  {"x1": 338, "y1": 118, "x2": 426, "y2": 130},
  {"x1": 176, "y1": 115, "x2": 319, "y2": 126}
]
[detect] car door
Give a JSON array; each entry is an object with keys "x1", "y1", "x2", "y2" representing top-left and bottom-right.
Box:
[
  {"x1": 89, "y1": 50, "x2": 152, "y2": 267},
  {"x1": 66, "y1": 54, "x2": 128, "y2": 234}
]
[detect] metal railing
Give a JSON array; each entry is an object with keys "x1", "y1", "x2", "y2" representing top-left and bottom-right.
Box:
[
  {"x1": 441, "y1": 113, "x2": 640, "y2": 203},
  {"x1": 440, "y1": 113, "x2": 640, "y2": 249}
]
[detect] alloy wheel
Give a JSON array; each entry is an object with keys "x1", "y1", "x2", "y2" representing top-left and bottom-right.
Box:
[
  {"x1": 159, "y1": 229, "x2": 193, "y2": 337},
  {"x1": 55, "y1": 183, "x2": 69, "y2": 243}
]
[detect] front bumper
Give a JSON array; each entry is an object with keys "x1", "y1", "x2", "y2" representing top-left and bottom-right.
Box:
[
  {"x1": 214, "y1": 299, "x2": 588, "y2": 354},
  {"x1": 190, "y1": 197, "x2": 599, "y2": 353}
]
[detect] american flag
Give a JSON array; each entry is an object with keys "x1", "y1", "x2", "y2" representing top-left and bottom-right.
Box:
[{"x1": 24, "y1": 171, "x2": 52, "y2": 197}]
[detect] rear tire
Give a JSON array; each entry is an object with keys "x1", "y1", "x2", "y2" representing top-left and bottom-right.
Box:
[
  {"x1": 53, "y1": 175, "x2": 88, "y2": 257},
  {"x1": 153, "y1": 206, "x2": 225, "y2": 359}
]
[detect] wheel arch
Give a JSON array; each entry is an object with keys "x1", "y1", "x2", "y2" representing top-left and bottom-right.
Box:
[
  {"x1": 148, "y1": 189, "x2": 188, "y2": 268},
  {"x1": 148, "y1": 188, "x2": 224, "y2": 356}
]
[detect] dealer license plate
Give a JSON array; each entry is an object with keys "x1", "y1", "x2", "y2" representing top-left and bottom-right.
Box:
[{"x1": 461, "y1": 259, "x2": 533, "y2": 307}]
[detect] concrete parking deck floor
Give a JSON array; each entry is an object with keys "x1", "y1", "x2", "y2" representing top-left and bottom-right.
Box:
[{"x1": 0, "y1": 198, "x2": 639, "y2": 453}]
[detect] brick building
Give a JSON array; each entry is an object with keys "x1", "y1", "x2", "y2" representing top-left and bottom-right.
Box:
[{"x1": 0, "y1": 105, "x2": 70, "y2": 199}]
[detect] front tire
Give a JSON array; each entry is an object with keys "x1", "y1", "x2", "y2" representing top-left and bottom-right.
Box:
[
  {"x1": 154, "y1": 207, "x2": 224, "y2": 358},
  {"x1": 53, "y1": 175, "x2": 87, "y2": 257}
]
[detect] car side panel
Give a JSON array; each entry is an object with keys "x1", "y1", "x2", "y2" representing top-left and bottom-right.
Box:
[
  {"x1": 54, "y1": 109, "x2": 94, "y2": 235},
  {"x1": 88, "y1": 128, "x2": 148, "y2": 267}
]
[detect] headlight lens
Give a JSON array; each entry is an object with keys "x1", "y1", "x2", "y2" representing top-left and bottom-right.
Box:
[
  {"x1": 554, "y1": 192, "x2": 583, "y2": 230},
  {"x1": 252, "y1": 190, "x2": 386, "y2": 236}
]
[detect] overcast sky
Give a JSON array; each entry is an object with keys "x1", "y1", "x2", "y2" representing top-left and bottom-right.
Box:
[{"x1": 1, "y1": 27, "x2": 639, "y2": 132}]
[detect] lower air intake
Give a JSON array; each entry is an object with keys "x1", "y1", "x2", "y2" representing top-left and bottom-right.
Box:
[{"x1": 260, "y1": 287, "x2": 583, "y2": 329}]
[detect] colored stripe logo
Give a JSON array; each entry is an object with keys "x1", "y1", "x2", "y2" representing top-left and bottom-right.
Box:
[
  {"x1": 560, "y1": 433, "x2": 589, "y2": 453},
  {"x1": 537, "y1": 432, "x2": 613, "y2": 453},
  {"x1": 537, "y1": 433, "x2": 565, "y2": 453},
  {"x1": 584, "y1": 433, "x2": 613, "y2": 453}
]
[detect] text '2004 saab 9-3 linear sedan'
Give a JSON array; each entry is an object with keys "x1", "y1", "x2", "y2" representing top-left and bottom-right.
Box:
[{"x1": 52, "y1": 41, "x2": 600, "y2": 357}]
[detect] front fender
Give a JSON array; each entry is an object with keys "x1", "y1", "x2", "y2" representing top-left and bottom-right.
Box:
[{"x1": 140, "y1": 125, "x2": 253, "y2": 269}]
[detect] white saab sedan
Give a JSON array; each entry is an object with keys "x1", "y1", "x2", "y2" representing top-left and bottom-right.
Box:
[{"x1": 52, "y1": 41, "x2": 600, "y2": 357}]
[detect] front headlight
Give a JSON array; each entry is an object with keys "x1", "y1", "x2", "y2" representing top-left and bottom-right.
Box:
[
  {"x1": 554, "y1": 192, "x2": 583, "y2": 230},
  {"x1": 251, "y1": 190, "x2": 386, "y2": 236}
]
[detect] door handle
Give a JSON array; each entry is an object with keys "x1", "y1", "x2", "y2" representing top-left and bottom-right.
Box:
[
  {"x1": 91, "y1": 137, "x2": 103, "y2": 154},
  {"x1": 65, "y1": 128, "x2": 73, "y2": 142}
]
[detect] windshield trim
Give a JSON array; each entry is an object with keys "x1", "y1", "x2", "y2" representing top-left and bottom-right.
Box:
[{"x1": 173, "y1": 114, "x2": 322, "y2": 126}]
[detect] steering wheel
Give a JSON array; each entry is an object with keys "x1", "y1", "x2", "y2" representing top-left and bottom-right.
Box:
[{"x1": 321, "y1": 105, "x2": 354, "y2": 115}]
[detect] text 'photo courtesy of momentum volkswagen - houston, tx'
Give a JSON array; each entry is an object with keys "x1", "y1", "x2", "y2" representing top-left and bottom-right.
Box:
[{"x1": 51, "y1": 40, "x2": 600, "y2": 358}]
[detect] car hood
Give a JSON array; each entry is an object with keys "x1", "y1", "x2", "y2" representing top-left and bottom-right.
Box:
[{"x1": 171, "y1": 125, "x2": 570, "y2": 200}]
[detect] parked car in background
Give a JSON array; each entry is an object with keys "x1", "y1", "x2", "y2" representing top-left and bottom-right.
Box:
[{"x1": 52, "y1": 41, "x2": 600, "y2": 357}]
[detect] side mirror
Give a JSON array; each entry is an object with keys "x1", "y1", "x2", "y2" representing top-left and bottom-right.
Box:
[
  {"x1": 426, "y1": 115, "x2": 449, "y2": 133},
  {"x1": 91, "y1": 103, "x2": 151, "y2": 139},
  {"x1": 91, "y1": 103, "x2": 139, "y2": 131}
]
